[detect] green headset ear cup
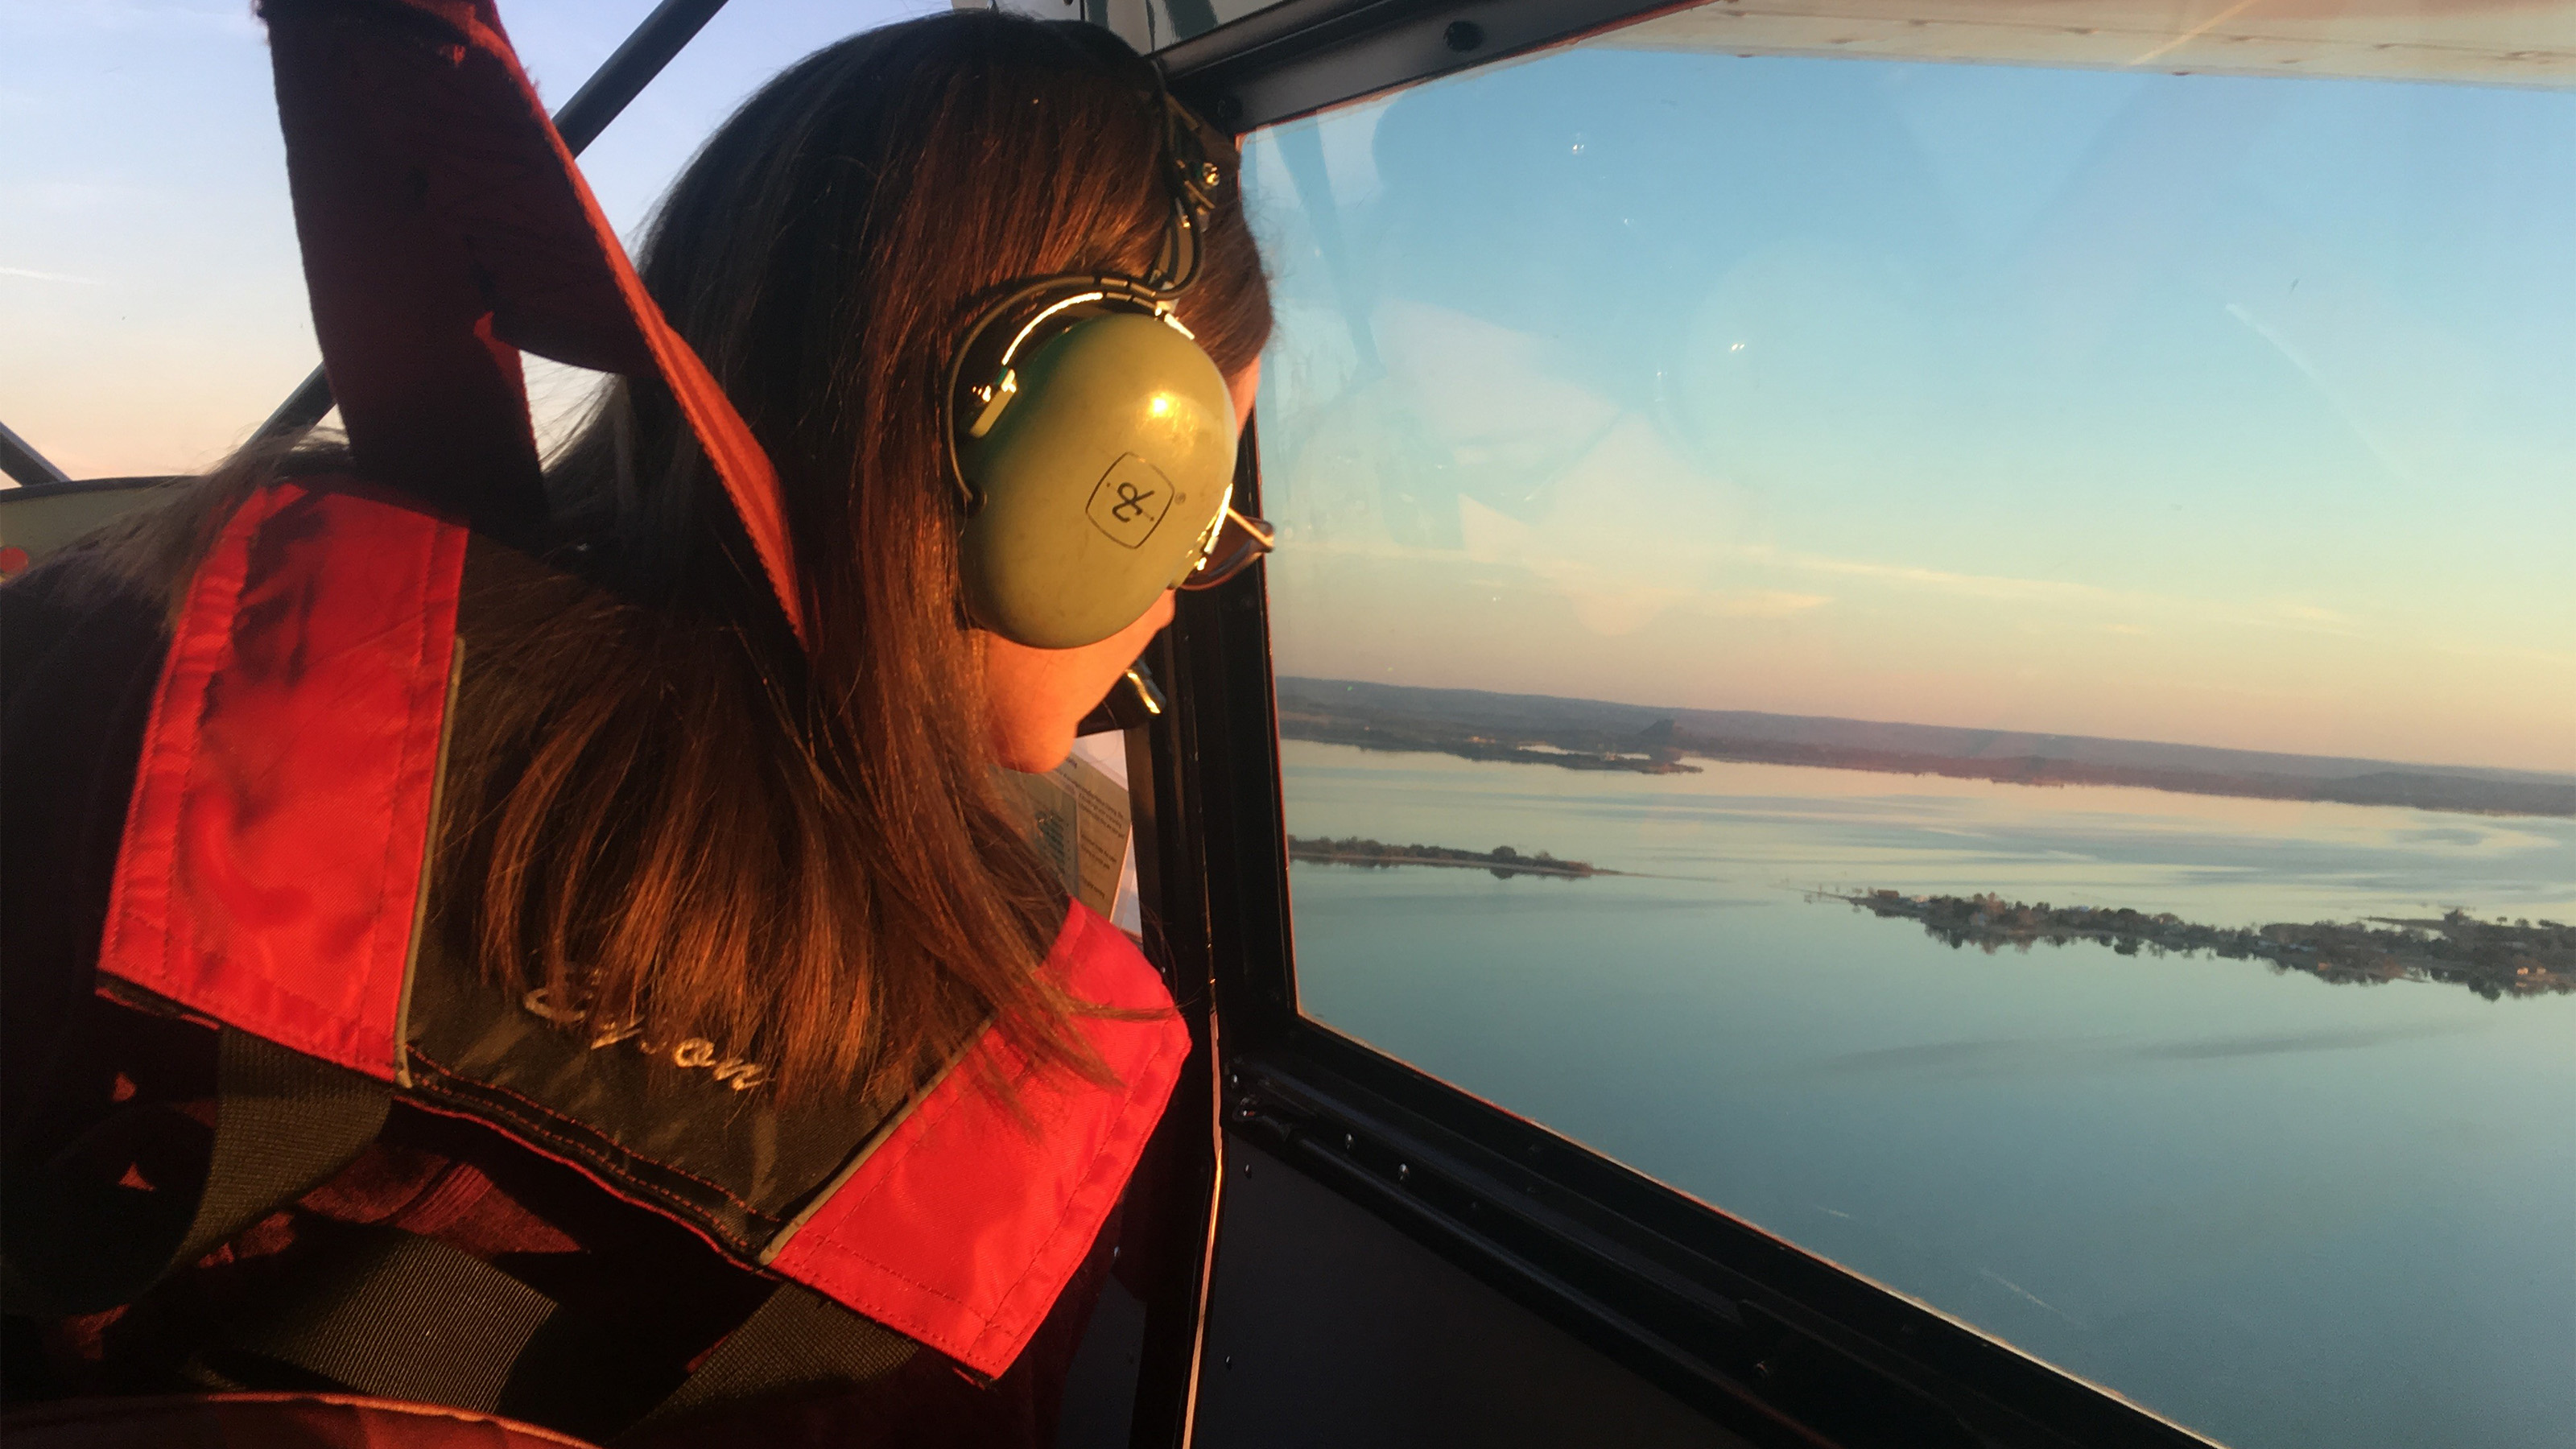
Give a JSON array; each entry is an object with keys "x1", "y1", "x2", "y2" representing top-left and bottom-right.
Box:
[{"x1": 957, "y1": 311, "x2": 1236, "y2": 649}]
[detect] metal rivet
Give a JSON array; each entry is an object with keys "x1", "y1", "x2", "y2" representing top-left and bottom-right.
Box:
[
  {"x1": 1397, "y1": 1163, "x2": 1410, "y2": 1182},
  {"x1": 1343, "y1": 1133, "x2": 1355, "y2": 1151}
]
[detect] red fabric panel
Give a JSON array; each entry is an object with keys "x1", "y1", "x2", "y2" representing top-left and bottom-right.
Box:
[
  {"x1": 766, "y1": 903, "x2": 1191, "y2": 1379},
  {"x1": 97, "y1": 484, "x2": 466, "y2": 1080},
  {"x1": 2, "y1": 1393, "x2": 597, "y2": 1448},
  {"x1": 263, "y1": 0, "x2": 807, "y2": 647}
]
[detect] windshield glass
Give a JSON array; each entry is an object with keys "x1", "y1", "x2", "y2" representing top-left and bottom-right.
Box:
[{"x1": 1241, "y1": 6, "x2": 2575, "y2": 1446}]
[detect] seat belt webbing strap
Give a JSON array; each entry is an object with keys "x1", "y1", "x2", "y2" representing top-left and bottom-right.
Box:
[
  {"x1": 2, "y1": 1030, "x2": 391, "y2": 1317},
  {"x1": 618, "y1": 1282, "x2": 916, "y2": 1439},
  {"x1": 187, "y1": 1030, "x2": 398, "y2": 1269},
  {"x1": 191, "y1": 1224, "x2": 911, "y2": 1439},
  {"x1": 207, "y1": 1221, "x2": 561, "y2": 1412}
]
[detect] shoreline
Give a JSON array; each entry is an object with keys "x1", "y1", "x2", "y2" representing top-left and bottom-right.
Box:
[{"x1": 1274, "y1": 683, "x2": 2573, "y2": 820}]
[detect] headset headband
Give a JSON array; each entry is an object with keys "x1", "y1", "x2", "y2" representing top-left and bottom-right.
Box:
[
  {"x1": 1144, "y1": 76, "x2": 1240, "y2": 294},
  {"x1": 943, "y1": 78, "x2": 1238, "y2": 517}
]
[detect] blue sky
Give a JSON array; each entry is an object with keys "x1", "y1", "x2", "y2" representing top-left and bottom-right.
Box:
[
  {"x1": 0, "y1": 0, "x2": 941, "y2": 478},
  {"x1": 1245, "y1": 47, "x2": 2576, "y2": 770}
]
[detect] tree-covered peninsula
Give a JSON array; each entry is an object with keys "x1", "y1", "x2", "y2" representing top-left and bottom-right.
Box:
[
  {"x1": 1286, "y1": 836, "x2": 1612, "y2": 879},
  {"x1": 1825, "y1": 890, "x2": 2572, "y2": 1000}
]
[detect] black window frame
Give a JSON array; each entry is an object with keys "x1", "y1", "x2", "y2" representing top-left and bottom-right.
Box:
[{"x1": 1146, "y1": 3, "x2": 2234, "y2": 1444}]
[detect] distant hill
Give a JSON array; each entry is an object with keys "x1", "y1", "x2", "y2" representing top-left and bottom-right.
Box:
[{"x1": 1274, "y1": 677, "x2": 2575, "y2": 819}]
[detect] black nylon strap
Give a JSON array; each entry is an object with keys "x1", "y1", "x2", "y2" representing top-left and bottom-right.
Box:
[
  {"x1": 194, "y1": 1221, "x2": 911, "y2": 1439},
  {"x1": 190, "y1": 1220, "x2": 665, "y2": 1439},
  {"x1": 204, "y1": 1221, "x2": 562, "y2": 1411},
  {"x1": 2, "y1": 1030, "x2": 391, "y2": 1316},
  {"x1": 188, "y1": 1031, "x2": 397, "y2": 1265},
  {"x1": 617, "y1": 1282, "x2": 916, "y2": 1439}
]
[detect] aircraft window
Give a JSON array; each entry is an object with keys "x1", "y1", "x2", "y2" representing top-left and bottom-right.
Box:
[
  {"x1": 1238, "y1": 10, "x2": 2575, "y2": 1449},
  {"x1": 1137, "y1": 0, "x2": 1278, "y2": 47},
  {"x1": 4, "y1": 0, "x2": 943, "y2": 481},
  {"x1": 993, "y1": 0, "x2": 1274, "y2": 52}
]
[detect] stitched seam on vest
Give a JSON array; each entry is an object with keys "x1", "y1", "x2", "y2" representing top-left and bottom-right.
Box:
[
  {"x1": 397, "y1": 1096, "x2": 773, "y2": 1278},
  {"x1": 797, "y1": 912, "x2": 1181, "y2": 1331},
  {"x1": 192, "y1": 493, "x2": 417, "y2": 1056},
  {"x1": 353, "y1": 508, "x2": 444, "y2": 1058},
  {"x1": 794, "y1": 1046, "x2": 1053, "y2": 1311},
  {"x1": 404, "y1": 1041, "x2": 780, "y2": 1224},
  {"x1": 114, "y1": 489, "x2": 428, "y2": 1065},
  {"x1": 799, "y1": 1023, "x2": 1181, "y2": 1334},
  {"x1": 155, "y1": 539, "x2": 234, "y2": 1005},
  {"x1": 146, "y1": 494, "x2": 266, "y2": 1020},
  {"x1": 966, "y1": 1021, "x2": 1186, "y2": 1356},
  {"x1": 101, "y1": 486, "x2": 247, "y2": 998}
]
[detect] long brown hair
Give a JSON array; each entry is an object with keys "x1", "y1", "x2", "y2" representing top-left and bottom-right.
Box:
[{"x1": 423, "y1": 14, "x2": 1270, "y2": 1109}]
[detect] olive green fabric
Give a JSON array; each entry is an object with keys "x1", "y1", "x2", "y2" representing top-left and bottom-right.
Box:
[
  {"x1": 0, "y1": 480, "x2": 169, "y2": 569},
  {"x1": 956, "y1": 311, "x2": 1235, "y2": 649}
]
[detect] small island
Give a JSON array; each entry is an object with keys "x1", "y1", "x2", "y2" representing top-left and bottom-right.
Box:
[
  {"x1": 1287, "y1": 836, "x2": 1613, "y2": 879},
  {"x1": 1823, "y1": 890, "x2": 2574, "y2": 1000}
]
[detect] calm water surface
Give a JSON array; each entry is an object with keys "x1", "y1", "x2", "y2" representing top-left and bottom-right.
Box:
[{"x1": 1281, "y1": 741, "x2": 2576, "y2": 1449}]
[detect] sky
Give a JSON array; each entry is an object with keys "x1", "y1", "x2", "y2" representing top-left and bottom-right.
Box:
[
  {"x1": 1242, "y1": 46, "x2": 2576, "y2": 774},
  {"x1": 5, "y1": 2, "x2": 2570, "y2": 773},
  {"x1": 0, "y1": 0, "x2": 945, "y2": 480}
]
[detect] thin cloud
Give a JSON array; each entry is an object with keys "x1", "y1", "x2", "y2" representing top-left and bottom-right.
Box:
[
  {"x1": 5, "y1": 0, "x2": 262, "y2": 36},
  {"x1": 1750, "y1": 545, "x2": 2396, "y2": 643},
  {"x1": 1764, "y1": 547, "x2": 2119, "y2": 605},
  {"x1": 10, "y1": 180, "x2": 155, "y2": 216},
  {"x1": 1280, "y1": 529, "x2": 2551, "y2": 675},
  {"x1": 1, "y1": 264, "x2": 105, "y2": 285},
  {"x1": 1703, "y1": 589, "x2": 1831, "y2": 619}
]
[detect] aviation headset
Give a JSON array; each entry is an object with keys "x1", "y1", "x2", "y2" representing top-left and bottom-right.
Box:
[{"x1": 943, "y1": 66, "x2": 1261, "y2": 650}]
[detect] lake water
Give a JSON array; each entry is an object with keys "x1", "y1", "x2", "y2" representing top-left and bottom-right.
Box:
[{"x1": 1278, "y1": 740, "x2": 2576, "y2": 1449}]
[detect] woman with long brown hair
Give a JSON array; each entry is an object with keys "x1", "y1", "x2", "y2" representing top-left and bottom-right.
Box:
[{"x1": 0, "y1": 8, "x2": 1268, "y2": 1444}]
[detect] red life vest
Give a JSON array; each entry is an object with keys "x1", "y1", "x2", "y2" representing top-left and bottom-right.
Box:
[{"x1": 87, "y1": 473, "x2": 1185, "y2": 1381}]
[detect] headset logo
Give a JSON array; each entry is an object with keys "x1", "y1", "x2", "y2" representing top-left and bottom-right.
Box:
[{"x1": 1086, "y1": 454, "x2": 1179, "y2": 548}]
